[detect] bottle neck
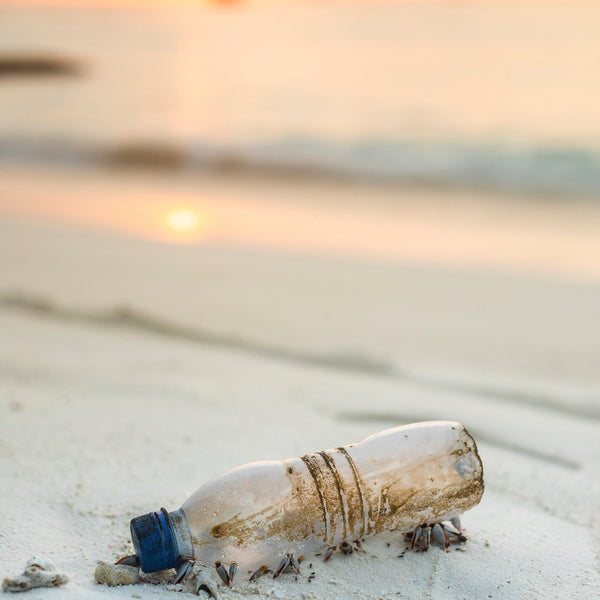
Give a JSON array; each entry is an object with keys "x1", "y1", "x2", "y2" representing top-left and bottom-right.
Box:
[{"x1": 168, "y1": 508, "x2": 194, "y2": 559}]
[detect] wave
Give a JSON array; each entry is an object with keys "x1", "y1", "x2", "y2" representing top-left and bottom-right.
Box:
[
  {"x1": 2, "y1": 136, "x2": 600, "y2": 197},
  {"x1": 0, "y1": 291, "x2": 394, "y2": 377}
]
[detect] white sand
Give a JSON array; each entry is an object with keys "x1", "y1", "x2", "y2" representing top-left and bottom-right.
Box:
[{"x1": 1, "y1": 168, "x2": 599, "y2": 599}]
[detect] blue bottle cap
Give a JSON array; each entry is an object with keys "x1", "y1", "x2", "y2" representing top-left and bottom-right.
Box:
[{"x1": 130, "y1": 508, "x2": 180, "y2": 573}]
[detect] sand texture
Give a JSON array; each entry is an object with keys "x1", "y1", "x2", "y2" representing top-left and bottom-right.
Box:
[{"x1": 1, "y1": 171, "x2": 599, "y2": 599}]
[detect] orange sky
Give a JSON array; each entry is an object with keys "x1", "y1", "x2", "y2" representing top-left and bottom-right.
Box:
[
  {"x1": 1, "y1": 0, "x2": 237, "y2": 5},
  {"x1": 4, "y1": 0, "x2": 203, "y2": 4},
  {"x1": 0, "y1": 0, "x2": 257, "y2": 4},
  {"x1": 0, "y1": 0, "x2": 468, "y2": 5},
  {"x1": 2, "y1": 1, "x2": 576, "y2": 6}
]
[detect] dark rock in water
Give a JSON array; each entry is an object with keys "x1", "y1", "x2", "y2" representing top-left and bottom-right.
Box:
[
  {"x1": 0, "y1": 55, "x2": 84, "y2": 78},
  {"x1": 104, "y1": 143, "x2": 187, "y2": 171}
]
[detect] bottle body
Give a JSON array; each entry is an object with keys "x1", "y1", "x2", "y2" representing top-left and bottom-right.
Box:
[{"x1": 176, "y1": 421, "x2": 483, "y2": 571}]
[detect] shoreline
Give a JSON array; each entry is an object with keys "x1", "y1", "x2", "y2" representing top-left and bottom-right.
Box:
[
  {"x1": 2, "y1": 165, "x2": 600, "y2": 388},
  {"x1": 2, "y1": 164, "x2": 600, "y2": 283}
]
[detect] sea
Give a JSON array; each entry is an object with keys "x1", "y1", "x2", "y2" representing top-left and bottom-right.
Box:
[{"x1": 1, "y1": 1, "x2": 600, "y2": 197}]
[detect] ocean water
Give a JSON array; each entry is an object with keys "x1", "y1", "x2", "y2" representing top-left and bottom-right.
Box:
[{"x1": 1, "y1": 1, "x2": 600, "y2": 196}]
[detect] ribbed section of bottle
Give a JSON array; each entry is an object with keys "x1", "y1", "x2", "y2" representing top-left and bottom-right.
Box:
[
  {"x1": 294, "y1": 422, "x2": 484, "y2": 548},
  {"x1": 296, "y1": 448, "x2": 369, "y2": 546}
]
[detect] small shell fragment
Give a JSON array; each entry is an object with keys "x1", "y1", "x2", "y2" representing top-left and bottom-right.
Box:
[
  {"x1": 192, "y1": 570, "x2": 221, "y2": 599},
  {"x1": 2, "y1": 559, "x2": 69, "y2": 593}
]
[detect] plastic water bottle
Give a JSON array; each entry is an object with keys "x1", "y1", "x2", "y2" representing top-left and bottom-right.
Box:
[{"x1": 127, "y1": 421, "x2": 483, "y2": 576}]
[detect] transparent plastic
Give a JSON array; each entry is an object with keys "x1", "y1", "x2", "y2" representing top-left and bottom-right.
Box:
[{"x1": 178, "y1": 421, "x2": 483, "y2": 571}]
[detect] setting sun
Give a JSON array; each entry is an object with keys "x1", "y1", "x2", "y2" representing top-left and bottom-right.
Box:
[
  {"x1": 156, "y1": 206, "x2": 210, "y2": 244},
  {"x1": 166, "y1": 208, "x2": 201, "y2": 233}
]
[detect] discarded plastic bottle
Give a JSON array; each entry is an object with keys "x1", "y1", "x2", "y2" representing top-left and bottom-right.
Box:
[{"x1": 126, "y1": 421, "x2": 483, "y2": 578}]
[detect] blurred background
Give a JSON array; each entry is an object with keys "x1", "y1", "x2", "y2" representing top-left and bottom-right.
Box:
[{"x1": 1, "y1": 0, "x2": 600, "y2": 395}]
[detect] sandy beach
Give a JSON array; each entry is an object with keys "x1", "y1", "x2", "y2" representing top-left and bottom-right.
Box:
[{"x1": 1, "y1": 166, "x2": 599, "y2": 599}]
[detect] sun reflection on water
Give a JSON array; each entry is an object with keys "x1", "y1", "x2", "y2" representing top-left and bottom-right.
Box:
[
  {"x1": 166, "y1": 208, "x2": 200, "y2": 232},
  {"x1": 159, "y1": 207, "x2": 208, "y2": 244}
]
